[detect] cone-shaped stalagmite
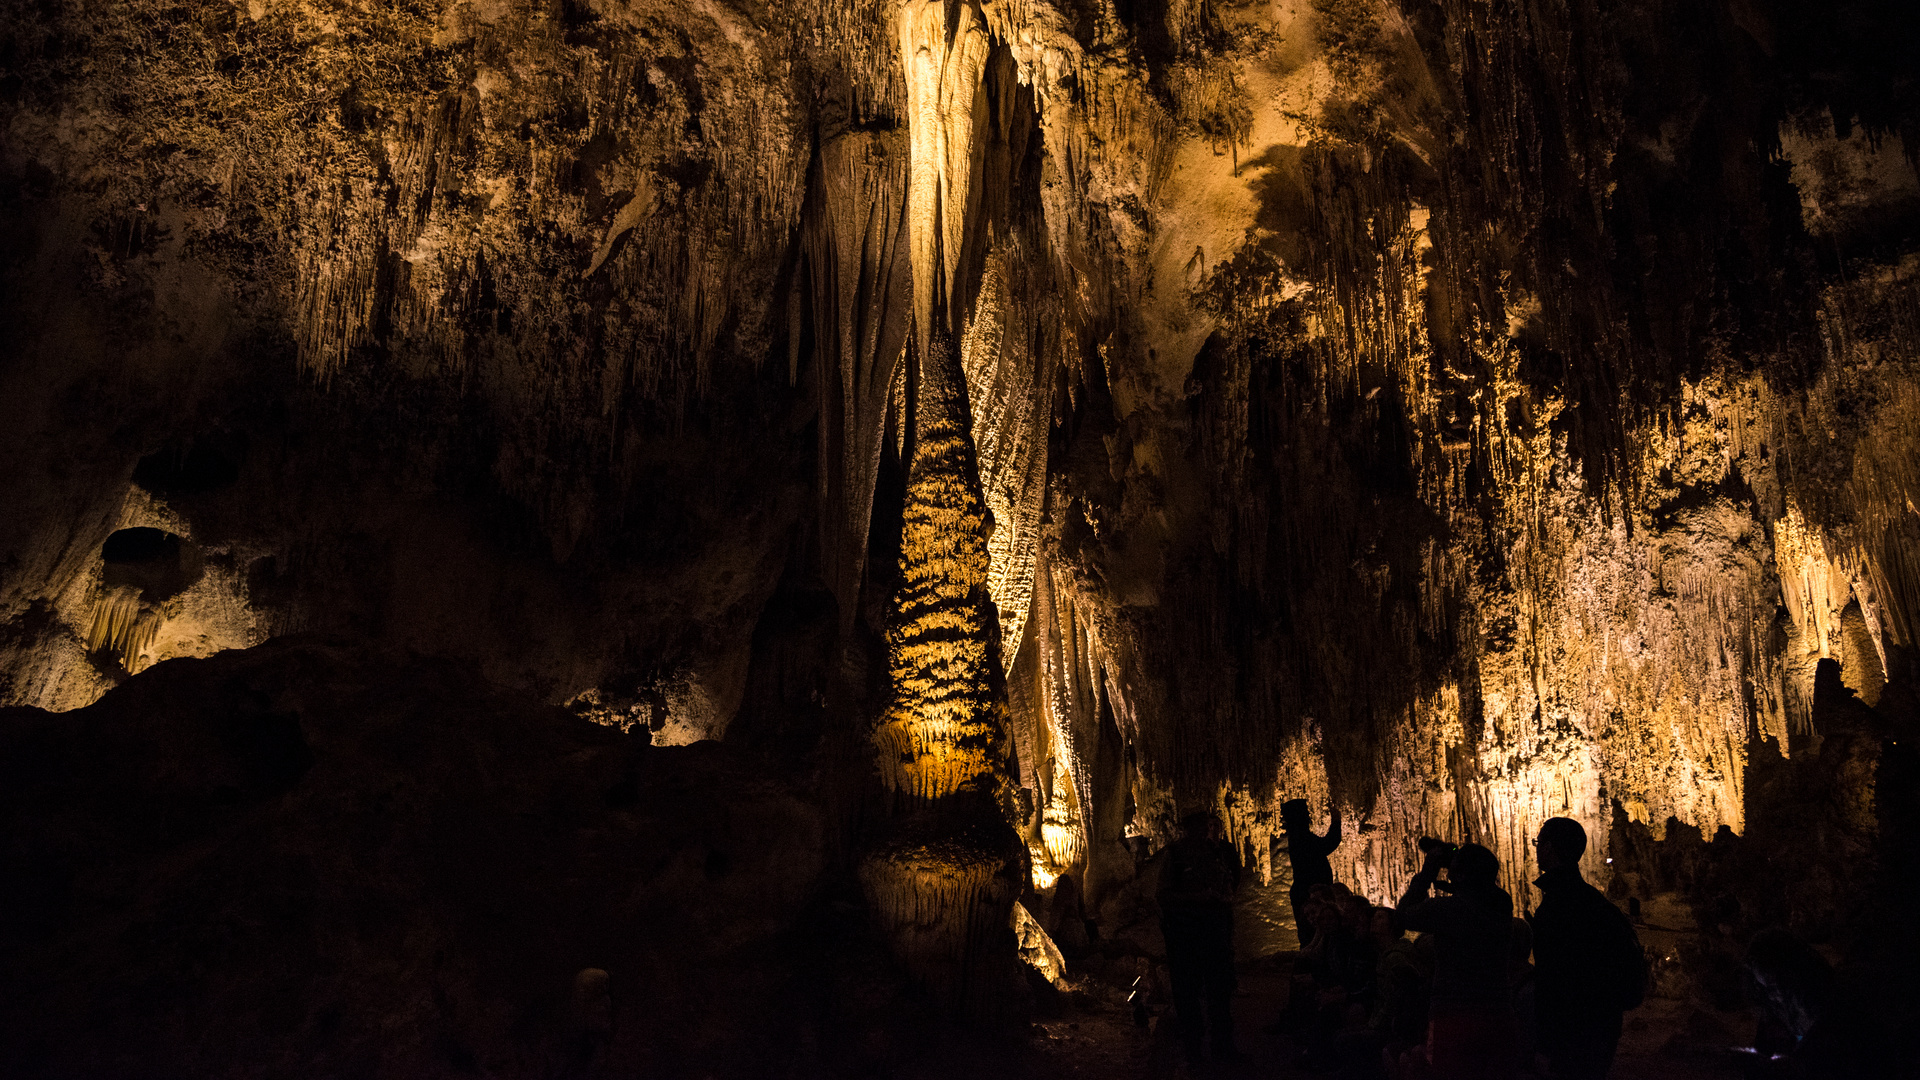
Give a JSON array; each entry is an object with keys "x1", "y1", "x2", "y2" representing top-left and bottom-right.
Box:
[
  {"x1": 860, "y1": 326, "x2": 1025, "y2": 1018},
  {"x1": 873, "y1": 326, "x2": 1008, "y2": 802}
]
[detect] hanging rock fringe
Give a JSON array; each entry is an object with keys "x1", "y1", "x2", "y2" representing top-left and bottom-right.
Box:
[
  {"x1": 802, "y1": 126, "x2": 914, "y2": 638},
  {"x1": 1039, "y1": 761, "x2": 1082, "y2": 870},
  {"x1": 86, "y1": 587, "x2": 167, "y2": 671},
  {"x1": 960, "y1": 249, "x2": 1053, "y2": 666},
  {"x1": 1010, "y1": 899, "x2": 1068, "y2": 987},
  {"x1": 899, "y1": 0, "x2": 991, "y2": 354},
  {"x1": 857, "y1": 819, "x2": 1025, "y2": 1016}
]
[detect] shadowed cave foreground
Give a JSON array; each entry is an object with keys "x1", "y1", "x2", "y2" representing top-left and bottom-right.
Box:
[{"x1": 3, "y1": 0, "x2": 1920, "y2": 1075}]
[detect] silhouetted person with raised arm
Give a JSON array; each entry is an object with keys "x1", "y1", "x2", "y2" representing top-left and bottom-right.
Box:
[
  {"x1": 1398, "y1": 841, "x2": 1516, "y2": 1079},
  {"x1": 1531, "y1": 817, "x2": 1645, "y2": 1080},
  {"x1": 1282, "y1": 798, "x2": 1342, "y2": 948},
  {"x1": 1158, "y1": 811, "x2": 1243, "y2": 1063}
]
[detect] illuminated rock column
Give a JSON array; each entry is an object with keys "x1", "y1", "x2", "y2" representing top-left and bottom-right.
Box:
[
  {"x1": 872, "y1": 330, "x2": 1004, "y2": 796},
  {"x1": 860, "y1": 326, "x2": 1025, "y2": 1018}
]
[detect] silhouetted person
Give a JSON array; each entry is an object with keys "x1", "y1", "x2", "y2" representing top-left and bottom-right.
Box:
[
  {"x1": 1333, "y1": 907, "x2": 1429, "y2": 1079},
  {"x1": 1531, "y1": 817, "x2": 1644, "y2": 1080},
  {"x1": 1158, "y1": 811, "x2": 1242, "y2": 1062},
  {"x1": 1296, "y1": 898, "x2": 1369, "y2": 1070},
  {"x1": 1509, "y1": 917, "x2": 1539, "y2": 1075},
  {"x1": 1399, "y1": 842, "x2": 1516, "y2": 1080},
  {"x1": 1283, "y1": 798, "x2": 1342, "y2": 947},
  {"x1": 1303, "y1": 899, "x2": 1355, "y2": 992}
]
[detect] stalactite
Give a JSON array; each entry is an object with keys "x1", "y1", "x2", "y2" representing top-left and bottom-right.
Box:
[
  {"x1": 1071, "y1": 0, "x2": 1885, "y2": 913},
  {"x1": 1010, "y1": 899, "x2": 1067, "y2": 986},
  {"x1": 1027, "y1": 548, "x2": 1091, "y2": 882},
  {"x1": 899, "y1": 0, "x2": 991, "y2": 351},
  {"x1": 1775, "y1": 497, "x2": 1871, "y2": 730},
  {"x1": 85, "y1": 586, "x2": 166, "y2": 672},
  {"x1": 960, "y1": 249, "x2": 1052, "y2": 663},
  {"x1": 802, "y1": 126, "x2": 915, "y2": 635},
  {"x1": 1039, "y1": 753, "x2": 1082, "y2": 870},
  {"x1": 10, "y1": 0, "x2": 1919, "y2": 1002}
]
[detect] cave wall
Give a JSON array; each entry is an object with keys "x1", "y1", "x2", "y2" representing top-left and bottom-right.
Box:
[{"x1": 3, "y1": 0, "x2": 1918, "y2": 967}]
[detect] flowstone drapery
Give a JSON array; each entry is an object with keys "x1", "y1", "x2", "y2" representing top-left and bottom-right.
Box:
[{"x1": 801, "y1": 124, "x2": 915, "y2": 636}]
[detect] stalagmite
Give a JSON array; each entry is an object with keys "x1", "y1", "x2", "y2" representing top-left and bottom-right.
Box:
[
  {"x1": 857, "y1": 811, "x2": 1026, "y2": 1016},
  {"x1": 871, "y1": 324, "x2": 1009, "y2": 802},
  {"x1": 3, "y1": 0, "x2": 1919, "y2": 1064},
  {"x1": 861, "y1": 326, "x2": 1024, "y2": 1015}
]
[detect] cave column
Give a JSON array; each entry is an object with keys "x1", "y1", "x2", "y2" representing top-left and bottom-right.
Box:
[{"x1": 856, "y1": 0, "x2": 1058, "y2": 1018}]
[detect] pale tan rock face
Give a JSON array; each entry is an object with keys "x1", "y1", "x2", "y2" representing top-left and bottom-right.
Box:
[{"x1": 1, "y1": 0, "x2": 1916, "y2": 976}]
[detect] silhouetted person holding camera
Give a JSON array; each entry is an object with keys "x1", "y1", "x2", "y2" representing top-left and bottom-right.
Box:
[
  {"x1": 1398, "y1": 839, "x2": 1516, "y2": 1079},
  {"x1": 1159, "y1": 811, "x2": 1242, "y2": 1062},
  {"x1": 1283, "y1": 798, "x2": 1342, "y2": 948},
  {"x1": 1531, "y1": 817, "x2": 1645, "y2": 1080}
]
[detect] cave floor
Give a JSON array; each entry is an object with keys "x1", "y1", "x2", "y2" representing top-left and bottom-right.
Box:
[{"x1": 1021, "y1": 961, "x2": 1752, "y2": 1080}]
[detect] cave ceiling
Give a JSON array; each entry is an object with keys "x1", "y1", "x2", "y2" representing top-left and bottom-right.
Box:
[{"x1": 3, "y1": 0, "x2": 1918, "y2": 903}]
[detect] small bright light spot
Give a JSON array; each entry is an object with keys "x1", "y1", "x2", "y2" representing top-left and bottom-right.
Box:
[{"x1": 1605, "y1": 858, "x2": 1613, "y2": 863}]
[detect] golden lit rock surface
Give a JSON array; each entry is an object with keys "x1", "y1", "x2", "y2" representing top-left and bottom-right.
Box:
[
  {"x1": 873, "y1": 329, "x2": 1009, "y2": 802},
  {"x1": 862, "y1": 322, "x2": 1027, "y2": 1013}
]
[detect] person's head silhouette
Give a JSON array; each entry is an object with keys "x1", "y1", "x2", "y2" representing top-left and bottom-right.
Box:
[
  {"x1": 1449, "y1": 843, "x2": 1500, "y2": 891},
  {"x1": 1535, "y1": 817, "x2": 1587, "y2": 872}
]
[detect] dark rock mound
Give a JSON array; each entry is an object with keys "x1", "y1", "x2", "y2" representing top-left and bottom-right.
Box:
[{"x1": 0, "y1": 636, "x2": 827, "y2": 1079}]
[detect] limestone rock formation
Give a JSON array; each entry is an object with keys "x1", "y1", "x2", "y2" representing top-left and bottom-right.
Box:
[{"x1": 862, "y1": 327, "x2": 1026, "y2": 1016}]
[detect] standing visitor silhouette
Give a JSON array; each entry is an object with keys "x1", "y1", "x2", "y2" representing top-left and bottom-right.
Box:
[
  {"x1": 1398, "y1": 842, "x2": 1517, "y2": 1079},
  {"x1": 1531, "y1": 817, "x2": 1645, "y2": 1079},
  {"x1": 1158, "y1": 811, "x2": 1243, "y2": 1063},
  {"x1": 1282, "y1": 798, "x2": 1342, "y2": 947}
]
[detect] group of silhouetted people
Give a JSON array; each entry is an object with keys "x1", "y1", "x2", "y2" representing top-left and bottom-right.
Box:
[
  {"x1": 1281, "y1": 805, "x2": 1646, "y2": 1079},
  {"x1": 1159, "y1": 803, "x2": 1648, "y2": 1077},
  {"x1": 1156, "y1": 801, "x2": 1905, "y2": 1077}
]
